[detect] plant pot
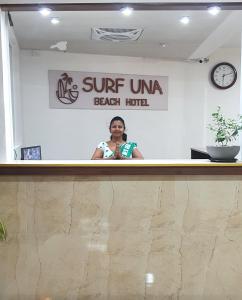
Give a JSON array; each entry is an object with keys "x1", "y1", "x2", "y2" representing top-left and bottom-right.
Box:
[{"x1": 206, "y1": 145, "x2": 240, "y2": 160}]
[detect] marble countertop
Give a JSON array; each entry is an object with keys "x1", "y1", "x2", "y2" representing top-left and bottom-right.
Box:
[
  {"x1": 0, "y1": 159, "x2": 242, "y2": 175},
  {"x1": 0, "y1": 159, "x2": 241, "y2": 166}
]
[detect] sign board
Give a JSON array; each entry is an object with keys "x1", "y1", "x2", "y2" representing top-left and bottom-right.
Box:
[{"x1": 49, "y1": 70, "x2": 168, "y2": 110}]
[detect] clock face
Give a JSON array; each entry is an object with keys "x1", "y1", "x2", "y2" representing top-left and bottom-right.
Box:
[{"x1": 211, "y1": 62, "x2": 237, "y2": 89}]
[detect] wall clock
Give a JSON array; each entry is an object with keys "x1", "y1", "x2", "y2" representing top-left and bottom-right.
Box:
[{"x1": 210, "y1": 62, "x2": 237, "y2": 89}]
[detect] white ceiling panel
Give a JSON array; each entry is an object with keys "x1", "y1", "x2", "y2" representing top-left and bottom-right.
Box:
[{"x1": 8, "y1": 7, "x2": 242, "y2": 60}]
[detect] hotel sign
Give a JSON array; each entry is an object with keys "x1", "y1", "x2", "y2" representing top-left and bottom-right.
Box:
[{"x1": 49, "y1": 70, "x2": 168, "y2": 110}]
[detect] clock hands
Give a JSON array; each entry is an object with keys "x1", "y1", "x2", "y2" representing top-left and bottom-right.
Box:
[
  {"x1": 224, "y1": 72, "x2": 233, "y2": 77},
  {"x1": 221, "y1": 72, "x2": 233, "y2": 85}
]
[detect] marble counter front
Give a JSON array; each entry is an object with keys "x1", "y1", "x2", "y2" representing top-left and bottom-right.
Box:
[{"x1": 1, "y1": 162, "x2": 242, "y2": 299}]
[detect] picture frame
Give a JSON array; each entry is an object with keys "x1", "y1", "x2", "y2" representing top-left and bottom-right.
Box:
[{"x1": 21, "y1": 145, "x2": 42, "y2": 160}]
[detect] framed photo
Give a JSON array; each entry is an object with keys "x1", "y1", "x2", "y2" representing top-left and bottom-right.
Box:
[{"x1": 21, "y1": 145, "x2": 42, "y2": 160}]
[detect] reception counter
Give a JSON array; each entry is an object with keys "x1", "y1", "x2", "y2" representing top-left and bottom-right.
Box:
[
  {"x1": 1, "y1": 160, "x2": 242, "y2": 299},
  {"x1": 1, "y1": 159, "x2": 242, "y2": 175}
]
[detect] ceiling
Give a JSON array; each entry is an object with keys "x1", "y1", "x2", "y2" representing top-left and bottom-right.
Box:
[{"x1": 10, "y1": 7, "x2": 242, "y2": 61}]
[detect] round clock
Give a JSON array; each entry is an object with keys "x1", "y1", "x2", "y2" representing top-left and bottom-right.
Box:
[{"x1": 211, "y1": 62, "x2": 237, "y2": 89}]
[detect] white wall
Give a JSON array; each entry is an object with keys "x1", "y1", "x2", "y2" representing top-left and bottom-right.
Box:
[
  {"x1": 0, "y1": 10, "x2": 6, "y2": 161},
  {"x1": 9, "y1": 27, "x2": 23, "y2": 159},
  {"x1": 0, "y1": 11, "x2": 15, "y2": 161},
  {"x1": 19, "y1": 48, "x2": 241, "y2": 160},
  {"x1": 183, "y1": 62, "x2": 208, "y2": 154},
  {"x1": 0, "y1": 18, "x2": 23, "y2": 161},
  {"x1": 20, "y1": 50, "x2": 212, "y2": 159}
]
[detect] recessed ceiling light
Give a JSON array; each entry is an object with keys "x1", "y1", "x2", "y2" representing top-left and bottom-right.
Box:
[
  {"x1": 160, "y1": 43, "x2": 167, "y2": 48},
  {"x1": 120, "y1": 7, "x2": 133, "y2": 16},
  {"x1": 51, "y1": 17, "x2": 60, "y2": 25},
  {"x1": 208, "y1": 6, "x2": 221, "y2": 16},
  {"x1": 39, "y1": 8, "x2": 52, "y2": 17},
  {"x1": 180, "y1": 16, "x2": 190, "y2": 25}
]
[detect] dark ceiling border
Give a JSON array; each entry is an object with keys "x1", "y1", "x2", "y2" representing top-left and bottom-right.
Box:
[{"x1": 1, "y1": 2, "x2": 242, "y2": 12}]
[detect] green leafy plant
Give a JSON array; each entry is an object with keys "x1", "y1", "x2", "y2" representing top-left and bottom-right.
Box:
[
  {"x1": 208, "y1": 106, "x2": 242, "y2": 146},
  {"x1": 0, "y1": 220, "x2": 7, "y2": 241}
]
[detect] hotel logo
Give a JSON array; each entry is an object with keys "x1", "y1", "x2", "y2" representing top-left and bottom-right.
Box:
[{"x1": 56, "y1": 72, "x2": 79, "y2": 104}]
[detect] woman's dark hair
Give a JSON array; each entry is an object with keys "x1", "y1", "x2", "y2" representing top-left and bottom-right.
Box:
[{"x1": 109, "y1": 116, "x2": 127, "y2": 141}]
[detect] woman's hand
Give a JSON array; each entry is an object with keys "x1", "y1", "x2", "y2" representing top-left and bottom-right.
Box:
[
  {"x1": 91, "y1": 148, "x2": 116, "y2": 160},
  {"x1": 113, "y1": 143, "x2": 122, "y2": 159}
]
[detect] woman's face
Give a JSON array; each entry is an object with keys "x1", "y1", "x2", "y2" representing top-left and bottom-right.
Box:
[{"x1": 110, "y1": 120, "x2": 125, "y2": 138}]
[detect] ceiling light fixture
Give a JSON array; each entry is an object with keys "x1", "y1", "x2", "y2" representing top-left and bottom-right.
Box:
[
  {"x1": 51, "y1": 17, "x2": 60, "y2": 25},
  {"x1": 180, "y1": 16, "x2": 190, "y2": 25},
  {"x1": 50, "y1": 41, "x2": 67, "y2": 51},
  {"x1": 208, "y1": 6, "x2": 221, "y2": 16},
  {"x1": 160, "y1": 43, "x2": 167, "y2": 48},
  {"x1": 39, "y1": 7, "x2": 52, "y2": 17},
  {"x1": 120, "y1": 7, "x2": 133, "y2": 16}
]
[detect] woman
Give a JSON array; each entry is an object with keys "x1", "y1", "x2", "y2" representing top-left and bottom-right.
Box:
[{"x1": 91, "y1": 116, "x2": 143, "y2": 160}]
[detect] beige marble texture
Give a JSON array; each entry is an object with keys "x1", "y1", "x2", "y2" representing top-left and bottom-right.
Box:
[{"x1": 1, "y1": 175, "x2": 242, "y2": 299}]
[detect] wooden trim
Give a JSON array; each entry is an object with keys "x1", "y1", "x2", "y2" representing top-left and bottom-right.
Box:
[
  {"x1": 1, "y1": 165, "x2": 242, "y2": 175},
  {"x1": 1, "y1": 2, "x2": 242, "y2": 12}
]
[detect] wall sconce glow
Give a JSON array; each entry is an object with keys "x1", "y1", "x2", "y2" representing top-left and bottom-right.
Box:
[
  {"x1": 160, "y1": 43, "x2": 167, "y2": 48},
  {"x1": 180, "y1": 16, "x2": 190, "y2": 25},
  {"x1": 145, "y1": 273, "x2": 154, "y2": 286},
  {"x1": 50, "y1": 41, "x2": 67, "y2": 51},
  {"x1": 208, "y1": 6, "x2": 221, "y2": 16},
  {"x1": 39, "y1": 8, "x2": 52, "y2": 17},
  {"x1": 51, "y1": 17, "x2": 60, "y2": 25},
  {"x1": 120, "y1": 7, "x2": 133, "y2": 16}
]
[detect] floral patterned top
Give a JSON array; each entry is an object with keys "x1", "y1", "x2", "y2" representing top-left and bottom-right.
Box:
[{"x1": 97, "y1": 141, "x2": 137, "y2": 158}]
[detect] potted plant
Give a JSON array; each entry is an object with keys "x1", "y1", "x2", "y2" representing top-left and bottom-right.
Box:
[
  {"x1": 0, "y1": 220, "x2": 7, "y2": 241},
  {"x1": 207, "y1": 106, "x2": 242, "y2": 161}
]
